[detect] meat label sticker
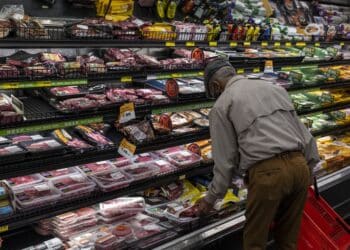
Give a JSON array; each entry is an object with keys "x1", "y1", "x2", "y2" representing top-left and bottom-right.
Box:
[
  {"x1": 274, "y1": 42, "x2": 280, "y2": 48},
  {"x1": 0, "y1": 225, "x2": 8, "y2": 233},
  {"x1": 230, "y1": 42, "x2": 237, "y2": 47},
  {"x1": 165, "y1": 41, "x2": 176, "y2": 47},
  {"x1": 261, "y1": 41, "x2": 268, "y2": 47},
  {"x1": 285, "y1": 42, "x2": 292, "y2": 48},
  {"x1": 119, "y1": 103, "x2": 136, "y2": 124},
  {"x1": 118, "y1": 138, "x2": 136, "y2": 158}
]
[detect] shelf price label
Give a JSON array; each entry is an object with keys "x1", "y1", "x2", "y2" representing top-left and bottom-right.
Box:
[
  {"x1": 274, "y1": 42, "x2": 281, "y2": 48},
  {"x1": 165, "y1": 41, "x2": 176, "y2": 47},
  {"x1": 285, "y1": 42, "x2": 292, "y2": 47},
  {"x1": 243, "y1": 41, "x2": 251, "y2": 47},
  {"x1": 209, "y1": 41, "x2": 218, "y2": 47},
  {"x1": 296, "y1": 42, "x2": 306, "y2": 47},
  {"x1": 261, "y1": 41, "x2": 268, "y2": 47},
  {"x1": 120, "y1": 76, "x2": 133, "y2": 83},
  {"x1": 230, "y1": 42, "x2": 237, "y2": 47},
  {"x1": 253, "y1": 68, "x2": 260, "y2": 73},
  {"x1": 119, "y1": 102, "x2": 136, "y2": 124},
  {"x1": 237, "y1": 68, "x2": 245, "y2": 74},
  {"x1": 315, "y1": 42, "x2": 320, "y2": 47},
  {"x1": 171, "y1": 73, "x2": 182, "y2": 78},
  {"x1": 118, "y1": 138, "x2": 136, "y2": 158},
  {"x1": 340, "y1": 42, "x2": 345, "y2": 47},
  {"x1": 0, "y1": 225, "x2": 8, "y2": 233},
  {"x1": 186, "y1": 41, "x2": 196, "y2": 47}
]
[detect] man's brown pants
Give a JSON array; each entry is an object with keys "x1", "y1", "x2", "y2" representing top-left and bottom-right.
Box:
[{"x1": 243, "y1": 152, "x2": 310, "y2": 250}]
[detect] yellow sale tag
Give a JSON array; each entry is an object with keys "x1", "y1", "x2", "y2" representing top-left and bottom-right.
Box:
[
  {"x1": 118, "y1": 138, "x2": 136, "y2": 158},
  {"x1": 165, "y1": 41, "x2": 176, "y2": 47},
  {"x1": 119, "y1": 102, "x2": 135, "y2": 123},
  {"x1": 274, "y1": 42, "x2": 281, "y2": 47},
  {"x1": 198, "y1": 71, "x2": 204, "y2": 76},
  {"x1": 237, "y1": 69, "x2": 245, "y2": 74},
  {"x1": 315, "y1": 42, "x2": 320, "y2": 47},
  {"x1": 265, "y1": 60, "x2": 273, "y2": 67},
  {"x1": 179, "y1": 175, "x2": 186, "y2": 180},
  {"x1": 261, "y1": 41, "x2": 268, "y2": 47},
  {"x1": 340, "y1": 42, "x2": 345, "y2": 46},
  {"x1": 296, "y1": 42, "x2": 306, "y2": 47},
  {"x1": 230, "y1": 42, "x2": 238, "y2": 47},
  {"x1": 243, "y1": 41, "x2": 251, "y2": 46},
  {"x1": 0, "y1": 225, "x2": 8, "y2": 233},
  {"x1": 253, "y1": 68, "x2": 260, "y2": 73},
  {"x1": 121, "y1": 76, "x2": 132, "y2": 83},
  {"x1": 171, "y1": 73, "x2": 182, "y2": 78},
  {"x1": 209, "y1": 41, "x2": 218, "y2": 47},
  {"x1": 285, "y1": 42, "x2": 292, "y2": 47},
  {"x1": 186, "y1": 41, "x2": 196, "y2": 47}
]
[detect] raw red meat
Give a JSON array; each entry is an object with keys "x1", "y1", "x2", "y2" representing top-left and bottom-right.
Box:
[
  {"x1": 0, "y1": 64, "x2": 19, "y2": 78},
  {"x1": 21, "y1": 139, "x2": 63, "y2": 152},
  {"x1": 80, "y1": 161, "x2": 115, "y2": 174},
  {"x1": 50, "y1": 86, "x2": 82, "y2": 96},
  {"x1": 0, "y1": 145, "x2": 24, "y2": 156},
  {"x1": 112, "y1": 223, "x2": 133, "y2": 237},
  {"x1": 51, "y1": 173, "x2": 96, "y2": 196},
  {"x1": 41, "y1": 168, "x2": 78, "y2": 179},
  {"x1": 75, "y1": 125, "x2": 114, "y2": 147},
  {"x1": 6, "y1": 174, "x2": 43, "y2": 187},
  {"x1": 58, "y1": 97, "x2": 99, "y2": 111}
]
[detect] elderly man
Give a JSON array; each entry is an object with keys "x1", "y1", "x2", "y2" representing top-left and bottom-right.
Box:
[{"x1": 196, "y1": 59, "x2": 319, "y2": 250}]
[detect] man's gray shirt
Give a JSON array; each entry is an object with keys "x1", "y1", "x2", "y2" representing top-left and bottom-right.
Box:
[{"x1": 206, "y1": 75, "x2": 320, "y2": 204}]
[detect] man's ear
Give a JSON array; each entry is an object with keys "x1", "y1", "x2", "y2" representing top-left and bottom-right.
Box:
[{"x1": 210, "y1": 80, "x2": 221, "y2": 98}]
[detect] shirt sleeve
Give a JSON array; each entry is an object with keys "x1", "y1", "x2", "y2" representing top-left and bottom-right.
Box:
[{"x1": 205, "y1": 106, "x2": 239, "y2": 204}]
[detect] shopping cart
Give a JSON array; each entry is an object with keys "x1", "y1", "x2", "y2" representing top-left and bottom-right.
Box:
[{"x1": 297, "y1": 177, "x2": 350, "y2": 250}]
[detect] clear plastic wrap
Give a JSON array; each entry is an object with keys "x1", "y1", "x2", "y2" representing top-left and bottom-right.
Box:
[
  {"x1": 40, "y1": 167, "x2": 80, "y2": 179},
  {"x1": 90, "y1": 169, "x2": 134, "y2": 192},
  {"x1": 122, "y1": 162, "x2": 159, "y2": 180},
  {"x1": 5, "y1": 174, "x2": 44, "y2": 190},
  {"x1": 99, "y1": 197, "x2": 145, "y2": 218},
  {"x1": 79, "y1": 161, "x2": 116, "y2": 175}
]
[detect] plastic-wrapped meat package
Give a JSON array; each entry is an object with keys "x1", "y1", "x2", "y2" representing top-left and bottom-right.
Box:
[
  {"x1": 128, "y1": 213, "x2": 160, "y2": 228},
  {"x1": 135, "y1": 54, "x2": 161, "y2": 68},
  {"x1": 14, "y1": 182, "x2": 61, "y2": 210},
  {"x1": 53, "y1": 207, "x2": 96, "y2": 227},
  {"x1": 132, "y1": 223, "x2": 165, "y2": 241},
  {"x1": 153, "y1": 159, "x2": 176, "y2": 174},
  {"x1": 168, "y1": 113, "x2": 191, "y2": 128},
  {"x1": 79, "y1": 161, "x2": 116, "y2": 175},
  {"x1": 86, "y1": 94, "x2": 112, "y2": 106},
  {"x1": 111, "y1": 222, "x2": 134, "y2": 239},
  {"x1": 90, "y1": 169, "x2": 134, "y2": 192},
  {"x1": 135, "y1": 88, "x2": 162, "y2": 97},
  {"x1": 145, "y1": 204, "x2": 168, "y2": 219},
  {"x1": 121, "y1": 121, "x2": 155, "y2": 144},
  {"x1": 132, "y1": 153, "x2": 157, "y2": 163},
  {"x1": 84, "y1": 63, "x2": 107, "y2": 74},
  {"x1": 57, "y1": 62, "x2": 82, "y2": 77},
  {"x1": 5, "y1": 174, "x2": 44, "y2": 190},
  {"x1": 22, "y1": 238, "x2": 64, "y2": 250},
  {"x1": 34, "y1": 218, "x2": 52, "y2": 236},
  {"x1": 49, "y1": 86, "x2": 83, "y2": 97},
  {"x1": 0, "y1": 19, "x2": 12, "y2": 39},
  {"x1": 99, "y1": 197, "x2": 145, "y2": 218},
  {"x1": 165, "y1": 201, "x2": 199, "y2": 223},
  {"x1": 94, "y1": 232, "x2": 121, "y2": 250},
  {"x1": 58, "y1": 97, "x2": 99, "y2": 111},
  {"x1": 122, "y1": 162, "x2": 159, "y2": 180},
  {"x1": 40, "y1": 52, "x2": 66, "y2": 64},
  {"x1": 110, "y1": 156, "x2": 133, "y2": 168},
  {"x1": 0, "y1": 95, "x2": 14, "y2": 112},
  {"x1": 53, "y1": 129, "x2": 93, "y2": 150},
  {"x1": 9, "y1": 134, "x2": 44, "y2": 144},
  {"x1": 40, "y1": 167, "x2": 80, "y2": 179},
  {"x1": 158, "y1": 147, "x2": 201, "y2": 168},
  {"x1": 75, "y1": 125, "x2": 114, "y2": 148},
  {"x1": 20, "y1": 138, "x2": 65, "y2": 153},
  {"x1": 144, "y1": 94, "x2": 170, "y2": 105},
  {"x1": 0, "y1": 64, "x2": 19, "y2": 79},
  {"x1": 106, "y1": 89, "x2": 126, "y2": 103},
  {"x1": 0, "y1": 145, "x2": 25, "y2": 157},
  {"x1": 24, "y1": 63, "x2": 54, "y2": 77},
  {"x1": 160, "y1": 182, "x2": 183, "y2": 200},
  {"x1": 50, "y1": 173, "x2": 96, "y2": 198},
  {"x1": 0, "y1": 111, "x2": 23, "y2": 125}
]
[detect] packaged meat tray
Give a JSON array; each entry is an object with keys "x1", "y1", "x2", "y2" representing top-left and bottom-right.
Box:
[
  {"x1": 53, "y1": 207, "x2": 96, "y2": 227},
  {"x1": 0, "y1": 145, "x2": 26, "y2": 163},
  {"x1": 40, "y1": 167, "x2": 80, "y2": 179},
  {"x1": 79, "y1": 161, "x2": 116, "y2": 175},
  {"x1": 164, "y1": 201, "x2": 199, "y2": 223},
  {"x1": 19, "y1": 138, "x2": 65, "y2": 155},
  {"x1": 110, "y1": 156, "x2": 133, "y2": 168},
  {"x1": 132, "y1": 153, "x2": 158, "y2": 163},
  {"x1": 90, "y1": 169, "x2": 134, "y2": 192},
  {"x1": 145, "y1": 204, "x2": 168, "y2": 219},
  {"x1": 131, "y1": 223, "x2": 166, "y2": 241},
  {"x1": 9, "y1": 134, "x2": 44, "y2": 144},
  {"x1": 0, "y1": 136, "x2": 10, "y2": 145},
  {"x1": 128, "y1": 213, "x2": 160, "y2": 228},
  {"x1": 53, "y1": 129, "x2": 93, "y2": 151},
  {"x1": 75, "y1": 125, "x2": 114, "y2": 148},
  {"x1": 5, "y1": 174, "x2": 44, "y2": 190},
  {"x1": 136, "y1": 231, "x2": 178, "y2": 249},
  {"x1": 95, "y1": 232, "x2": 123, "y2": 250},
  {"x1": 99, "y1": 197, "x2": 145, "y2": 218},
  {"x1": 48, "y1": 86, "x2": 84, "y2": 98},
  {"x1": 158, "y1": 148, "x2": 201, "y2": 168},
  {"x1": 50, "y1": 173, "x2": 96, "y2": 198},
  {"x1": 122, "y1": 162, "x2": 159, "y2": 181},
  {"x1": 153, "y1": 159, "x2": 176, "y2": 174},
  {"x1": 111, "y1": 222, "x2": 135, "y2": 239},
  {"x1": 13, "y1": 182, "x2": 61, "y2": 210}
]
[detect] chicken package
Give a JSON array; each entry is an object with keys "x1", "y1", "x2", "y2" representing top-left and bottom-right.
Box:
[
  {"x1": 13, "y1": 182, "x2": 61, "y2": 210},
  {"x1": 5, "y1": 174, "x2": 44, "y2": 190},
  {"x1": 90, "y1": 169, "x2": 134, "y2": 192},
  {"x1": 99, "y1": 197, "x2": 145, "y2": 218},
  {"x1": 53, "y1": 129, "x2": 93, "y2": 151},
  {"x1": 164, "y1": 201, "x2": 199, "y2": 223},
  {"x1": 50, "y1": 173, "x2": 96, "y2": 198},
  {"x1": 9, "y1": 134, "x2": 44, "y2": 144},
  {"x1": 40, "y1": 167, "x2": 80, "y2": 179},
  {"x1": 75, "y1": 125, "x2": 114, "y2": 148},
  {"x1": 122, "y1": 162, "x2": 159, "y2": 181},
  {"x1": 121, "y1": 120, "x2": 155, "y2": 144},
  {"x1": 20, "y1": 138, "x2": 65, "y2": 154},
  {"x1": 79, "y1": 161, "x2": 116, "y2": 175}
]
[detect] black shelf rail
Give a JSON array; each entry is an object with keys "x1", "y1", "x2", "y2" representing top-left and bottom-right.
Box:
[{"x1": 0, "y1": 163, "x2": 213, "y2": 236}]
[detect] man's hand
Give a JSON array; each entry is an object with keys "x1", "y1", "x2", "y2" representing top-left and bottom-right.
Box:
[{"x1": 195, "y1": 197, "x2": 214, "y2": 217}]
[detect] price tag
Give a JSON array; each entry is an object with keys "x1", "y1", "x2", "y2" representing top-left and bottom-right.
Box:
[
  {"x1": 0, "y1": 225, "x2": 8, "y2": 233},
  {"x1": 119, "y1": 102, "x2": 136, "y2": 124},
  {"x1": 120, "y1": 76, "x2": 133, "y2": 83},
  {"x1": 261, "y1": 41, "x2": 268, "y2": 47},
  {"x1": 296, "y1": 42, "x2": 306, "y2": 47},
  {"x1": 285, "y1": 42, "x2": 292, "y2": 47},
  {"x1": 243, "y1": 41, "x2": 251, "y2": 46},
  {"x1": 186, "y1": 41, "x2": 196, "y2": 47},
  {"x1": 274, "y1": 42, "x2": 281, "y2": 48},
  {"x1": 165, "y1": 41, "x2": 176, "y2": 47},
  {"x1": 315, "y1": 42, "x2": 320, "y2": 47},
  {"x1": 118, "y1": 138, "x2": 136, "y2": 158},
  {"x1": 209, "y1": 41, "x2": 218, "y2": 47},
  {"x1": 253, "y1": 68, "x2": 260, "y2": 73},
  {"x1": 340, "y1": 42, "x2": 345, "y2": 46},
  {"x1": 171, "y1": 73, "x2": 182, "y2": 78},
  {"x1": 179, "y1": 175, "x2": 186, "y2": 180},
  {"x1": 198, "y1": 71, "x2": 204, "y2": 76},
  {"x1": 230, "y1": 42, "x2": 237, "y2": 47},
  {"x1": 237, "y1": 68, "x2": 245, "y2": 74}
]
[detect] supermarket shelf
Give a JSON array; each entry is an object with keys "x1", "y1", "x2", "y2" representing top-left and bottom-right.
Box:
[
  {"x1": 298, "y1": 102, "x2": 350, "y2": 116},
  {"x1": 287, "y1": 80, "x2": 350, "y2": 92},
  {"x1": 0, "y1": 39, "x2": 347, "y2": 49},
  {"x1": 0, "y1": 163, "x2": 213, "y2": 235},
  {"x1": 155, "y1": 167, "x2": 350, "y2": 250}
]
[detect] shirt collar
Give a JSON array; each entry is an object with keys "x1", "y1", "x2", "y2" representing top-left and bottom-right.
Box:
[{"x1": 226, "y1": 75, "x2": 245, "y2": 89}]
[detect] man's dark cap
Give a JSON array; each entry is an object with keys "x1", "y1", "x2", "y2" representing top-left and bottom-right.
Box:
[{"x1": 204, "y1": 58, "x2": 233, "y2": 97}]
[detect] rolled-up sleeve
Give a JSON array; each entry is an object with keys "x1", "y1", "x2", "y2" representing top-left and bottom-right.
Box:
[{"x1": 205, "y1": 106, "x2": 239, "y2": 204}]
